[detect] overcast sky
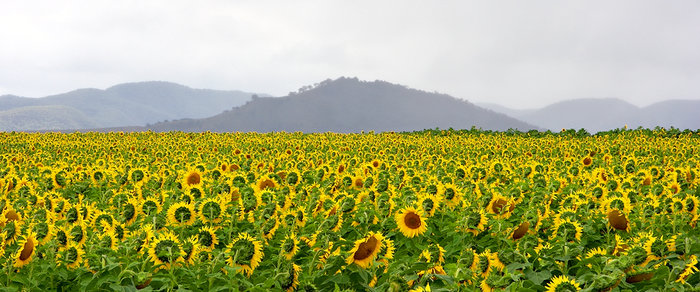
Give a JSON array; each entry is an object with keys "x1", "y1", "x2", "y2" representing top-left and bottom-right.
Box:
[{"x1": 1, "y1": 1, "x2": 698, "y2": 109}]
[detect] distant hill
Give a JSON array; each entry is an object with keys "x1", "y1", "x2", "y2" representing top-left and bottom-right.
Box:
[
  {"x1": 149, "y1": 77, "x2": 538, "y2": 133},
  {"x1": 0, "y1": 81, "x2": 257, "y2": 131},
  {"x1": 479, "y1": 98, "x2": 700, "y2": 133}
]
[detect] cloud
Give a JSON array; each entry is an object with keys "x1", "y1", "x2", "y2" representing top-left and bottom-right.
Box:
[{"x1": 1, "y1": 0, "x2": 699, "y2": 108}]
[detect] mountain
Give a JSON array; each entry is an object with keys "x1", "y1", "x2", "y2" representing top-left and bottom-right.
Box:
[
  {"x1": 480, "y1": 98, "x2": 700, "y2": 133},
  {"x1": 0, "y1": 81, "x2": 257, "y2": 131},
  {"x1": 149, "y1": 77, "x2": 538, "y2": 133}
]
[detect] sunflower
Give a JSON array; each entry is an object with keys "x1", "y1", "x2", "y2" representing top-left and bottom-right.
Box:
[
  {"x1": 69, "y1": 220, "x2": 88, "y2": 246},
  {"x1": 225, "y1": 232, "x2": 264, "y2": 277},
  {"x1": 139, "y1": 197, "x2": 162, "y2": 216},
  {"x1": 419, "y1": 194, "x2": 440, "y2": 217},
  {"x1": 607, "y1": 209, "x2": 629, "y2": 231},
  {"x1": 167, "y1": 202, "x2": 196, "y2": 226},
  {"x1": 182, "y1": 169, "x2": 204, "y2": 188},
  {"x1": 470, "y1": 251, "x2": 492, "y2": 277},
  {"x1": 57, "y1": 243, "x2": 85, "y2": 269},
  {"x1": 346, "y1": 231, "x2": 384, "y2": 268},
  {"x1": 487, "y1": 194, "x2": 515, "y2": 219},
  {"x1": 197, "y1": 226, "x2": 220, "y2": 252},
  {"x1": 181, "y1": 236, "x2": 202, "y2": 265},
  {"x1": 462, "y1": 208, "x2": 488, "y2": 236},
  {"x1": 551, "y1": 218, "x2": 583, "y2": 242},
  {"x1": 441, "y1": 183, "x2": 462, "y2": 209},
  {"x1": 199, "y1": 197, "x2": 226, "y2": 224},
  {"x1": 13, "y1": 232, "x2": 38, "y2": 268},
  {"x1": 148, "y1": 230, "x2": 184, "y2": 270},
  {"x1": 395, "y1": 207, "x2": 428, "y2": 238},
  {"x1": 123, "y1": 196, "x2": 140, "y2": 225},
  {"x1": 677, "y1": 255, "x2": 699, "y2": 284},
  {"x1": 280, "y1": 233, "x2": 299, "y2": 260},
  {"x1": 512, "y1": 221, "x2": 530, "y2": 240},
  {"x1": 279, "y1": 263, "x2": 302, "y2": 292},
  {"x1": 544, "y1": 275, "x2": 581, "y2": 292},
  {"x1": 254, "y1": 175, "x2": 277, "y2": 194},
  {"x1": 2, "y1": 220, "x2": 21, "y2": 245},
  {"x1": 581, "y1": 156, "x2": 593, "y2": 167}
]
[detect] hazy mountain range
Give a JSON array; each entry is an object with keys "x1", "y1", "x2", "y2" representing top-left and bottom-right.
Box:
[
  {"x1": 0, "y1": 81, "x2": 255, "y2": 131},
  {"x1": 149, "y1": 77, "x2": 536, "y2": 133},
  {"x1": 0, "y1": 78, "x2": 698, "y2": 133},
  {"x1": 478, "y1": 98, "x2": 700, "y2": 133}
]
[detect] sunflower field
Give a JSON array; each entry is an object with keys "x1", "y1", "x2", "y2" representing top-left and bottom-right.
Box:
[{"x1": 1, "y1": 129, "x2": 700, "y2": 291}]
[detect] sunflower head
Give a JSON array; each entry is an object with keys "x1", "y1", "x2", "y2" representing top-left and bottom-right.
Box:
[
  {"x1": 13, "y1": 232, "x2": 38, "y2": 268},
  {"x1": 167, "y1": 202, "x2": 196, "y2": 227},
  {"x1": 225, "y1": 233, "x2": 264, "y2": 277},
  {"x1": 148, "y1": 231, "x2": 184, "y2": 270},
  {"x1": 346, "y1": 232, "x2": 384, "y2": 268},
  {"x1": 545, "y1": 275, "x2": 580, "y2": 292},
  {"x1": 395, "y1": 207, "x2": 427, "y2": 238}
]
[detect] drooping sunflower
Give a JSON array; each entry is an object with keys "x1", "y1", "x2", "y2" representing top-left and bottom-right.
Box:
[
  {"x1": 677, "y1": 255, "x2": 699, "y2": 284},
  {"x1": 181, "y1": 236, "x2": 202, "y2": 265},
  {"x1": 122, "y1": 196, "x2": 139, "y2": 225},
  {"x1": 279, "y1": 263, "x2": 302, "y2": 292},
  {"x1": 225, "y1": 232, "x2": 264, "y2": 277},
  {"x1": 463, "y1": 209, "x2": 488, "y2": 236},
  {"x1": 395, "y1": 207, "x2": 428, "y2": 238},
  {"x1": 57, "y1": 243, "x2": 85, "y2": 269},
  {"x1": 197, "y1": 226, "x2": 220, "y2": 252},
  {"x1": 139, "y1": 197, "x2": 162, "y2": 216},
  {"x1": 487, "y1": 194, "x2": 515, "y2": 219},
  {"x1": 199, "y1": 197, "x2": 226, "y2": 224},
  {"x1": 148, "y1": 230, "x2": 184, "y2": 270},
  {"x1": 167, "y1": 202, "x2": 196, "y2": 226},
  {"x1": 68, "y1": 220, "x2": 88, "y2": 246},
  {"x1": 441, "y1": 182, "x2": 462, "y2": 209},
  {"x1": 346, "y1": 231, "x2": 384, "y2": 268},
  {"x1": 551, "y1": 218, "x2": 583, "y2": 242},
  {"x1": 280, "y1": 233, "x2": 299, "y2": 260},
  {"x1": 13, "y1": 232, "x2": 38, "y2": 268},
  {"x1": 544, "y1": 275, "x2": 581, "y2": 292},
  {"x1": 419, "y1": 194, "x2": 440, "y2": 217}
]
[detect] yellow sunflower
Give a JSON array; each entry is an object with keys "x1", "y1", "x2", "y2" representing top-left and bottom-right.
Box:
[
  {"x1": 148, "y1": 230, "x2": 184, "y2": 270},
  {"x1": 545, "y1": 275, "x2": 581, "y2": 292},
  {"x1": 197, "y1": 226, "x2": 220, "y2": 252},
  {"x1": 13, "y1": 232, "x2": 38, "y2": 268},
  {"x1": 346, "y1": 231, "x2": 384, "y2": 268},
  {"x1": 487, "y1": 194, "x2": 515, "y2": 219},
  {"x1": 280, "y1": 233, "x2": 299, "y2": 260},
  {"x1": 167, "y1": 202, "x2": 196, "y2": 226},
  {"x1": 280, "y1": 263, "x2": 302, "y2": 292},
  {"x1": 395, "y1": 207, "x2": 428, "y2": 238},
  {"x1": 225, "y1": 232, "x2": 264, "y2": 277},
  {"x1": 182, "y1": 168, "x2": 204, "y2": 188},
  {"x1": 57, "y1": 242, "x2": 85, "y2": 269},
  {"x1": 199, "y1": 197, "x2": 226, "y2": 224}
]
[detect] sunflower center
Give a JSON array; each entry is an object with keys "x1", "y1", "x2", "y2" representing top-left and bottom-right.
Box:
[
  {"x1": 186, "y1": 172, "x2": 201, "y2": 185},
  {"x1": 554, "y1": 282, "x2": 578, "y2": 292},
  {"x1": 19, "y1": 239, "x2": 35, "y2": 261},
  {"x1": 491, "y1": 198, "x2": 508, "y2": 213},
  {"x1": 5, "y1": 210, "x2": 19, "y2": 221},
  {"x1": 583, "y1": 157, "x2": 592, "y2": 166},
  {"x1": 259, "y1": 179, "x2": 275, "y2": 190},
  {"x1": 404, "y1": 212, "x2": 422, "y2": 229},
  {"x1": 353, "y1": 236, "x2": 379, "y2": 261},
  {"x1": 607, "y1": 209, "x2": 628, "y2": 231}
]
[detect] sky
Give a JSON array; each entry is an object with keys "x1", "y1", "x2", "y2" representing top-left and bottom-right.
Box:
[{"x1": 1, "y1": 1, "x2": 699, "y2": 109}]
